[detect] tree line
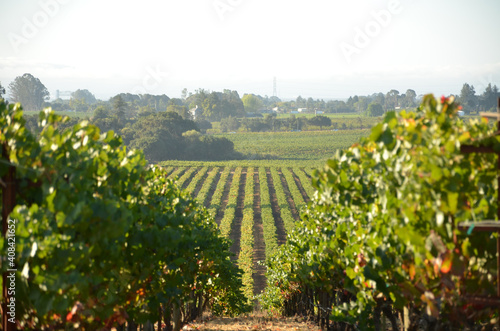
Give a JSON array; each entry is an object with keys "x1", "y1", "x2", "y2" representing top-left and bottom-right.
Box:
[
  {"x1": 2, "y1": 73, "x2": 500, "y2": 161},
  {"x1": 2, "y1": 73, "x2": 499, "y2": 118}
]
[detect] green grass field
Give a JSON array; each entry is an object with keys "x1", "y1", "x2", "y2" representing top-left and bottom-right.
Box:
[
  {"x1": 160, "y1": 129, "x2": 370, "y2": 169},
  {"x1": 216, "y1": 129, "x2": 370, "y2": 160}
]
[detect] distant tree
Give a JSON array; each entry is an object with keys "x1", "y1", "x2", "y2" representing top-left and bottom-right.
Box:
[
  {"x1": 181, "y1": 88, "x2": 188, "y2": 100},
  {"x1": 127, "y1": 112, "x2": 198, "y2": 161},
  {"x1": 112, "y1": 93, "x2": 141, "y2": 104},
  {"x1": 192, "y1": 135, "x2": 235, "y2": 160},
  {"x1": 287, "y1": 114, "x2": 298, "y2": 130},
  {"x1": 126, "y1": 111, "x2": 234, "y2": 161},
  {"x1": 373, "y1": 93, "x2": 385, "y2": 108},
  {"x1": 306, "y1": 97, "x2": 315, "y2": 110},
  {"x1": 403, "y1": 89, "x2": 417, "y2": 108},
  {"x1": 459, "y1": 83, "x2": 477, "y2": 114},
  {"x1": 480, "y1": 83, "x2": 499, "y2": 112},
  {"x1": 167, "y1": 104, "x2": 189, "y2": 119},
  {"x1": 385, "y1": 89, "x2": 400, "y2": 110},
  {"x1": 296, "y1": 95, "x2": 306, "y2": 108},
  {"x1": 316, "y1": 99, "x2": 326, "y2": 112},
  {"x1": 355, "y1": 97, "x2": 369, "y2": 113},
  {"x1": 185, "y1": 89, "x2": 244, "y2": 121},
  {"x1": 241, "y1": 118, "x2": 270, "y2": 132},
  {"x1": 195, "y1": 119, "x2": 212, "y2": 133},
  {"x1": 167, "y1": 98, "x2": 184, "y2": 107},
  {"x1": 8, "y1": 73, "x2": 49, "y2": 111},
  {"x1": 69, "y1": 98, "x2": 90, "y2": 112},
  {"x1": 264, "y1": 113, "x2": 279, "y2": 131},
  {"x1": 268, "y1": 96, "x2": 281, "y2": 104},
  {"x1": 221, "y1": 89, "x2": 245, "y2": 118},
  {"x1": 241, "y1": 94, "x2": 263, "y2": 113},
  {"x1": 113, "y1": 95, "x2": 128, "y2": 119},
  {"x1": 138, "y1": 94, "x2": 170, "y2": 110},
  {"x1": 201, "y1": 92, "x2": 220, "y2": 120},
  {"x1": 308, "y1": 115, "x2": 332, "y2": 130},
  {"x1": 366, "y1": 102, "x2": 384, "y2": 117},
  {"x1": 186, "y1": 88, "x2": 209, "y2": 112},
  {"x1": 46, "y1": 99, "x2": 67, "y2": 112},
  {"x1": 0, "y1": 82, "x2": 5, "y2": 98},
  {"x1": 92, "y1": 105, "x2": 109, "y2": 120},
  {"x1": 182, "y1": 129, "x2": 202, "y2": 139},
  {"x1": 71, "y1": 89, "x2": 97, "y2": 105},
  {"x1": 220, "y1": 116, "x2": 240, "y2": 132},
  {"x1": 137, "y1": 105, "x2": 155, "y2": 117}
]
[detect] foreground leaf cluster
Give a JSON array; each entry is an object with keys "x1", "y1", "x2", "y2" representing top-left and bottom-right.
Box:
[
  {"x1": 0, "y1": 100, "x2": 250, "y2": 329},
  {"x1": 262, "y1": 95, "x2": 499, "y2": 329}
]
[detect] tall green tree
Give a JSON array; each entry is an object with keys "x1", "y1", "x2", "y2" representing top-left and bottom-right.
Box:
[
  {"x1": 480, "y1": 83, "x2": 499, "y2": 112},
  {"x1": 385, "y1": 89, "x2": 400, "y2": 110},
  {"x1": 71, "y1": 89, "x2": 97, "y2": 105},
  {"x1": 296, "y1": 95, "x2": 306, "y2": 108},
  {"x1": 201, "y1": 92, "x2": 220, "y2": 120},
  {"x1": 8, "y1": 73, "x2": 49, "y2": 111},
  {"x1": 181, "y1": 88, "x2": 188, "y2": 100},
  {"x1": 166, "y1": 104, "x2": 189, "y2": 119},
  {"x1": 221, "y1": 89, "x2": 245, "y2": 118},
  {"x1": 113, "y1": 95, "x2": 128, "y2": 119},
  {"x1": 403, "y1": 89, "x2": 417, "y2": 108},
  {"x1": 220, "y1": 115, "x2": 240, "y2": 132},
  {"x1": 308, "y1": 115, "x2": 331, "y2": 130},
  {"x1": 373, "y1": 93, "x2": 385, "y2": 108},
  {"x1": 0, "y1": 81, "x2": 5, "y2": 98},
  {"x1": 366, "y1": 102, "x2": 384, "y2": 117},
  {"x1": 459, "y1": 83, "x2": 477, "y2": 114},
  {"x1": 354, "y1": 97, "x2": 369, "y2": 113},
  {"x1": 241, "y1": 94, "x2": 263, "y2": 113}
]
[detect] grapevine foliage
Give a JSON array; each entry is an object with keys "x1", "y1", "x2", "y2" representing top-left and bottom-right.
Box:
[
  {"x1": 261, "y1": 95, "x2": 499, "y2": 329},
  {"x1": 0, "y1": 100, "x2": 250, "y2": 329}
]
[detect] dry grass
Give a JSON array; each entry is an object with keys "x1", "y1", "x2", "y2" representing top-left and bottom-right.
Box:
[{"x1": 182, "y1": 311, "x2": 322, "y2": 331}]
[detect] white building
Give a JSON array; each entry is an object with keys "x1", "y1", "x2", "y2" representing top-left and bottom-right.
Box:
[{"x1": 189, "y1": 105, "x2": 202, "y2": 120}]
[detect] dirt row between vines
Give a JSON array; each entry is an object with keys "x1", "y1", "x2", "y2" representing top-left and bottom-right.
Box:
[
  {"x1": 229, "y1": 169, "x2": 246, "y2": 261},
  {"x1": 290, "y1": 168, "x2": 311, "y2": 204},
  {"x1": 252, "y1": 171, "x2": 267, "y2": 297},
  {"x1": 277, "y1": 169, "x2": 300, "y2": 222},
  {"x1": 265, "y1": 168, "x2": 287, "y2": 246}
]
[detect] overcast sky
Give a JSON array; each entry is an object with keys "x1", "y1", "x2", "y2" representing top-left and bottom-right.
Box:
[{"x1": 1, "y1": 0, "x2": 499, "y2": 101}]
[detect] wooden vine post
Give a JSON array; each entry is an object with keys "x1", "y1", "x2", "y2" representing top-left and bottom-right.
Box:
[{"x1": 458, "y1": 97, "x2": 500, "y2": 308}]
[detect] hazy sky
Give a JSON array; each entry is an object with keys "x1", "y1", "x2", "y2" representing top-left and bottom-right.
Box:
[{"x1": 1, "y1": 0, "x2": 500, "y2": 101}]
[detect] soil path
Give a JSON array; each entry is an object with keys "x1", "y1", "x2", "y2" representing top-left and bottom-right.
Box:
[
  {"x1": 277, "y1": 169, "x2": 300, "y2": 222},
  {"x1": 265, "y1": 168, "x2": 287, "y2": 246},
  {"x1": 229, "y1": 169, "x2": 246, "y2": 261},
  {"x1": 252, "y1": 171, "x2": 266, "y2": 297},
  {"x1": 290, "y1": 168, "x2": 311, "y2": 203}
]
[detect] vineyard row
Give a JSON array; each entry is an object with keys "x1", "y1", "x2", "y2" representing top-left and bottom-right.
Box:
[{"x1": 166, "y1": 166, "x2": 315, "y2": 298}]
